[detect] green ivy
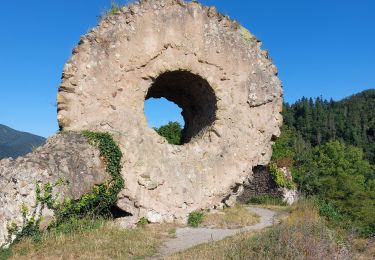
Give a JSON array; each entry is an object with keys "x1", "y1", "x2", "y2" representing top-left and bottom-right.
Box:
[
  {"x1": 51, "y1": 131, "x2": 124, "y2": 223},
  {"x1": 4, "y1": 131, "x2": 124, "y2": 248},
  {"x1": 269, "y1": 163, "x2": 295, "y2": 189}
]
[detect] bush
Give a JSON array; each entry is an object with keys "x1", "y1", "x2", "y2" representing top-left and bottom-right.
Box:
[
  {"x1": 0, "y1": 248, "x2": 12, "y2": 260},
  {"x1": 4, "y1": 131, "x2": 124, "y2": 249},
  {"x1": 247, "y1": 195, "x2": 287, "y2": 206},
  {"x1": 293, "y1": 141, "x2": 375, "y2": 236},
  {"x1": 154, "y1": 121, "x2": 182, "y2": 145},
  {"x1": 188, "y1": 211, "x2": 204, "y2": 228},
  {"x1": 48, "y1": 217, "x2": 104, "y2": 235},
  {"x1": 314, "y1": 199, "x2": 344, "y2": 226},
  {"x1": 50, "y1": 131, "x2": 124, "y2": 225},
  {"x1": 137, "y1": 217, "x2": 149, "y2": 228},
  {"x1": 269, "y1": 163, "x2": 295, "y2": 189}
]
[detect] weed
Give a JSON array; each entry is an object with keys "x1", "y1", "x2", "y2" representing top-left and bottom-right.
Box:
[
  {"x1": 0, "y1": 247, "x2": 12, "y2": 260},
  {"x1": 188, "y1": 211, "x2": 204, "y2": 228},
  {"x1": 8, "y1": 219, "x2": 162, "y2": 260},
  {"x1": 3, "y1": 131, "x2": 124, "y2": 251},
  {"x1": 269, "y1": 163, "x2": 295, "y2": 189},
  {"x1": 247, "y1": 194, "x2": 287, "y2": 206},
  {"x1": 137, "y1": 217, "x2": 149, "y2": 228}
]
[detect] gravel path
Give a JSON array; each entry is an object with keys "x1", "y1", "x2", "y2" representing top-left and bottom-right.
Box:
[{"x1": 150, "y1": 207, "x2": 277, "y2": 259}]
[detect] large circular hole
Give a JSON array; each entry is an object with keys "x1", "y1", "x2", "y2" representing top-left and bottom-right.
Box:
[{"x1": 145, "y1": 71, "x2": 217, "y2": 144}]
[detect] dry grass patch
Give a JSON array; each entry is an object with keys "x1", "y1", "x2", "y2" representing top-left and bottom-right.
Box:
[
  {"x1": 201, "y1": 205, "x2": 259, "y2": 229},
  {"x1": 8, "y1": 220, "x2": 165, "y2": 260},
  {"x1": 166, "y1": 230, "x2": 257, "y2": 260},
  {"x1": 168, "y1": 200, "x2": 351, "y2": 260},
  {"x1": 351, "y1": 237, "x2": 375, "y2": 260}
]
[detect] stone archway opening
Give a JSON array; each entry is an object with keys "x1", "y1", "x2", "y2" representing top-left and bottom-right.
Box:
[{"x1": 145, "y1": 70, "x2": 217, "y2": 144}]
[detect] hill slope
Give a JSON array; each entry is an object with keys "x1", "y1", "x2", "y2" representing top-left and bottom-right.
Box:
[
  {"x1": 283, "y1": 89, "x2": 375, "y2": 163},
  {"x1": 0, "y1": 124, "x2": 46, "y2": 159}
]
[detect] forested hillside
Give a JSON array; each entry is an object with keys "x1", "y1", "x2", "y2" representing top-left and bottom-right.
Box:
[
  {"x1": 283, "y1": 89, "x2": 375, "y2": 163},
  {"x1": 272, "y1": 89, "x2": 375, "y2": 236}
]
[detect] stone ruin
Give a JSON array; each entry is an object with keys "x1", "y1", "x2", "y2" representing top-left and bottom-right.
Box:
[{"x1": 0, "y1": 0, "x2": 282, "y2": 247}]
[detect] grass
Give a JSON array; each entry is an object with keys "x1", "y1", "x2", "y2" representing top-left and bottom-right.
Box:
[
  {"x1": 247, "y1": 194, "x2": 287, "y2": 206},
  {"x1": 166, "y1": 230, "x2": 257, "y2": 260},
  {"x1": 351, "y1": 237, "x2": 375, "y2": 260},
  {"x1": 4, "y1": 218, "x2": 165, "y2": 260},
  {"x1": 4, "y1": 201, "x2": 366, "y2": 259},
  {"x1": 167, "y1": 200, "x2": 351, "y2": 259},
  {"x1": 202, "y1": 205, "x2": 259, "y2": 229}
]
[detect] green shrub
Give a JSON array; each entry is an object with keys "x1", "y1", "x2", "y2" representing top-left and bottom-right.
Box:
[
  {"x1": 188, "y1": 211, "x2": 204, "y2": 227},
  {"x1": 247, "y1": 195, "x2": 287, "y2": 206},
  {"x1": 48, "y1": 217, "x2": 104, "y2": 235},
  {"x1": 4, "y1": 131, "x2": 124, "y2": 248},
  {"x1": 314, "y1": 199, "x2": 344, "y2": 226},
  {"x1": 293, "y1": 141, "x2": 375, "y2": 236},
  {"x1": 0, "y1": 247, "x2": 11, "y2": 260},
  {"x1": 50, "y1": 131, "x2": 124, "y2": 225},
  {"x1": 154, "y1": 121, "x2": 182, "y2": 145},
  {"x1": 269, "y1": 163, "x2": 295, "y2": 189},
  {"x1": 137, "y1": 217, "x2": 149, "y2": 228}
]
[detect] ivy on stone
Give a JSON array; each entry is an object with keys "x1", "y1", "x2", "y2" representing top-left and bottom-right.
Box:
[
  {"x1": 51, "y1": 131, "x2": 124, "y2": 223},
  {"x1": 269, "y1": 163, "x2": 295, "y2": 190},
  {"x1": 4, "y1": 131, "x2": 124, "y2": 247}
]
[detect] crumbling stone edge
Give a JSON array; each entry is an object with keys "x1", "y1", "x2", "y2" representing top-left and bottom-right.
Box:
[{"x1": 1, "y1": 131, "x2": 124, "y2": 249}]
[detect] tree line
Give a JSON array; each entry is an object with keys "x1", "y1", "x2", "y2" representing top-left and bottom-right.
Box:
[
  {"x1": 283, "y1": 89, "x2": 375, "y2": 163},
  {"x1": 274, "y1": 89, "x2": 375, "y2": 236}
]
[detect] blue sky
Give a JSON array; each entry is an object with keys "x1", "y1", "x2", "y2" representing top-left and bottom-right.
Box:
[{"x1": 0, "y1": 0, "x2": 374, "y2": 137}]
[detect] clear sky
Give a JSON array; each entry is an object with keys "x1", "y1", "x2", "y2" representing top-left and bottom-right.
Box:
[{"x1": 0, "y1": 0, "x2": 374, "y2": 137}]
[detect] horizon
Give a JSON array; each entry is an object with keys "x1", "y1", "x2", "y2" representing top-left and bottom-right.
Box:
[
  {"x1": 4, "y1": 88, "x2": 373, "y2": 138},
  {"x1": 0, "y1": 0, "x2": 374, "y2": 137}
]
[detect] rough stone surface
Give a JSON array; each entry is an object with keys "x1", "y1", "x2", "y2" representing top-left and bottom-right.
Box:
[
  {"x1": 278, "y1": 167, "x2": 298, "y2": 205},
  {"x1": 57, "y1": 0, "x2": 283, "y2": 223},
  {"x1": 237, "y1": 166, "x2": 283, "y2": 202},
  {"x1": 0, "y1": 133, "x2": 109, "y2": 247},
  {"x1": 237, "y1": 166, "x2": 298, "y2": 205}
]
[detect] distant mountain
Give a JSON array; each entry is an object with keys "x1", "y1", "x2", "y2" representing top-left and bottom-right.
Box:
[
  {"x1": 0, "y1": 124, "x2": 46, "y2": 159},
  {"x1": 283, "y1": 89, "x2": 375, "y2": 163}
]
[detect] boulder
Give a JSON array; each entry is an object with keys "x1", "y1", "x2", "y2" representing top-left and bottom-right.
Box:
[{"x1": 0, "y1": 132, "x2": 109, "y2": 247}]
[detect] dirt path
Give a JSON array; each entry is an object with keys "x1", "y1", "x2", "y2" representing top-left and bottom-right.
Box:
[{"x1": 151, "y1": 207, "x2": 277, "y2": 259}]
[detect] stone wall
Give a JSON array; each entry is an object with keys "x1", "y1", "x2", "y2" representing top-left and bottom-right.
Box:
[
  {"x1": 56, "y1": 0, "x2": 283, "y2": 223},
  {"x1": 0, "y1": 133, "x2": 109, "y2": 247},
  {"x1": 237, "y1": 166, "x2": 283, "y2": 203}
]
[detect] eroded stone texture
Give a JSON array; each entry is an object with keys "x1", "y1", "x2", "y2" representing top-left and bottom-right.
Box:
[
  {"x1": 237, "y1": 166, "x2": 298, "y2": 205},
  {"x1": 57, "y1": 0, "x2": 283, "y2": 223},
  {"x1": 0, "y1": 133, "x2": 108, "y2": 247}
]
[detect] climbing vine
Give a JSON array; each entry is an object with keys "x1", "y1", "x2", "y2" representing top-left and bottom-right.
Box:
[
  {"x1": 269, "y1": 163, "x2": 295, "y2": 189},
  {"x1": 52, "y1": 131, "x2": 124, "y2": 224},
  {"x1": 4, "y1": 131, "x2": 124, "y2": 246}
]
